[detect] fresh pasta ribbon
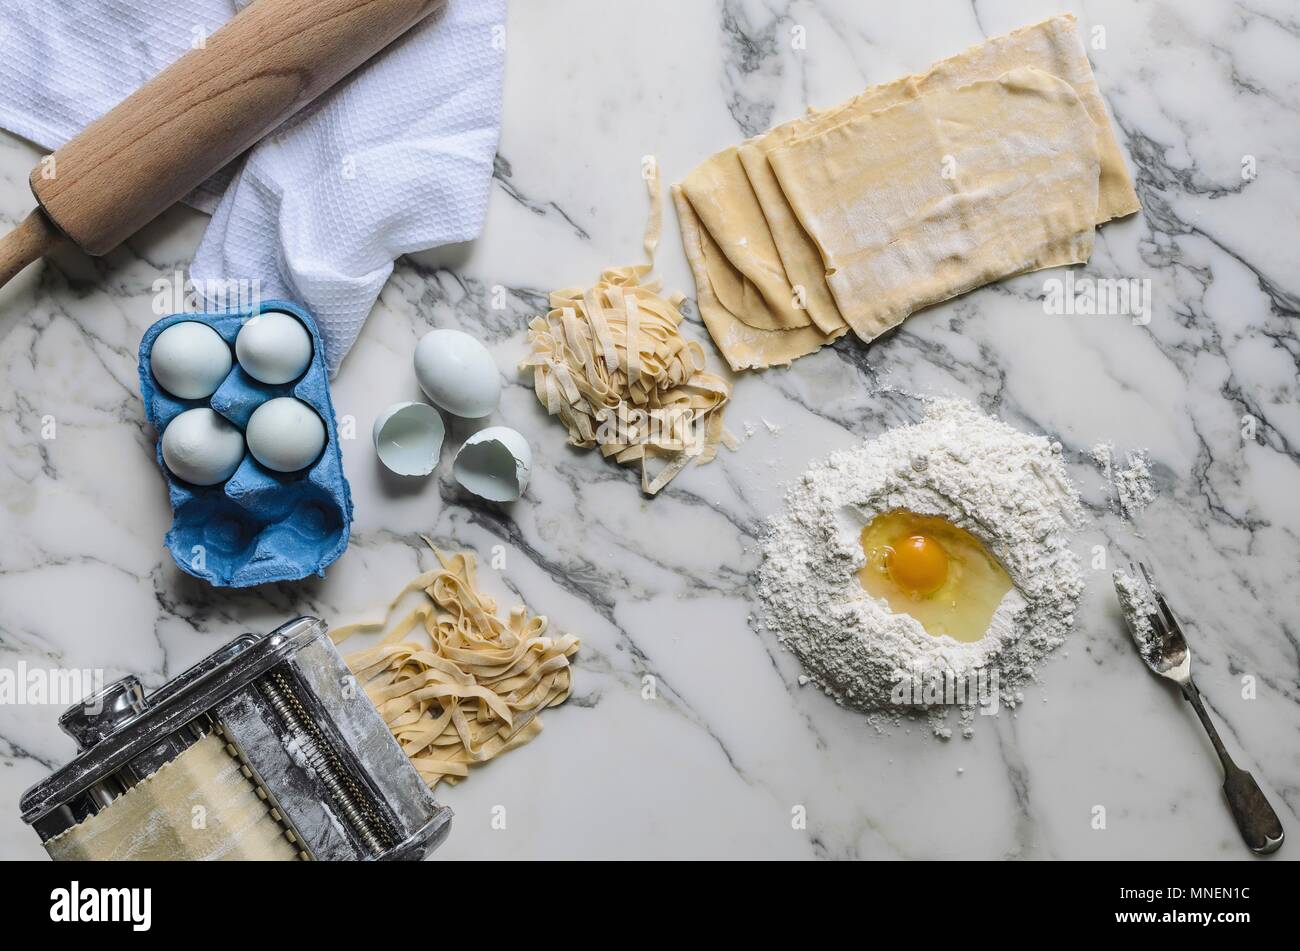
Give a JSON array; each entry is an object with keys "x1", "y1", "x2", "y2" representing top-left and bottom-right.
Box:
[
  {"x1": 332, "y1": 537, "x2": 580, "y2": 788},
  {"x1": 521, "y1": 159, "x2": 734, "y2": 495}
]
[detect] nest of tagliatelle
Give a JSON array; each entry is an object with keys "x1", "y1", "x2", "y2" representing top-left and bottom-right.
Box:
[{"x1": 521, "y1": 163, "x2": 735, "y2": 495}]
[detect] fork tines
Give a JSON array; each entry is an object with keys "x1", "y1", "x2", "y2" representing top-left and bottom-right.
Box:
[{"x1": 1134, "y1": 560, "x2": 1186, "y2": 642}]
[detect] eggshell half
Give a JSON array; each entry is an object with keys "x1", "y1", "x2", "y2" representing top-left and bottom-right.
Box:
[
  {"x1": 453, "y1": 426, "x2": 532, "y2": 502},
  {"x1": 373, "y1": 401, "x2": 445, "y2": 476}
]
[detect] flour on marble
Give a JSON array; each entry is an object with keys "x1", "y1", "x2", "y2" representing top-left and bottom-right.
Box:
[
  {"x1": 757, "y1": 399, "x2": 1085, "y2": 738},
  {"x1": 1090, "y1": 442, "x2": 1154, "y2": 518}
]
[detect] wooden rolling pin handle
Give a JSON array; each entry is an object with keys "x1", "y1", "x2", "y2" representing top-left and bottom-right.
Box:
[
  {"x1": 30, "y1": 0, "x2": 445, "y2": 257},
  {"x1": 0, "y1": 209, "x2": 64, "y2": 290}
]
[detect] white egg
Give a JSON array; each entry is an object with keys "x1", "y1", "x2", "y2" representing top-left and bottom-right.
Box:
[
  {"x1": 235, "y1": 311, "x2": 313, "y2": 384},
  {"x1": 414, "y1": 329, "x2": 501, "y2": 418},
  {"x1": 161, "y1": 408, "x2": 245, "y2": 486},
  {"x1": 373, "y1": 402, "x2": 445, "y2": 476},
  {"x1": 453, "y1": 426, "x2": 532, "y2": 501},
  {"x1": 246, "y1": 397, "x2": 326, "y2": 473},
  {"x1": 150, "y1": 321, "x2": 232, "y2": 399}
]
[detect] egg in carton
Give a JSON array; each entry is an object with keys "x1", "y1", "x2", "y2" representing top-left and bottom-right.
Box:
[{"x1": 138, "y1": 301, "x2": 352, "y2": 587}]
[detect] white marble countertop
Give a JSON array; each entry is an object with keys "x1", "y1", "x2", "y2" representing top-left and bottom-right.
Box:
[{"x1": 1, "y1": 0, "x2": 1297, "y2": 860}]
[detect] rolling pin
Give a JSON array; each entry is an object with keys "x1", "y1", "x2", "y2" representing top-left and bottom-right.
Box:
[{"x1": 0, "y1": 0, "x2": 444, "y2": 290}]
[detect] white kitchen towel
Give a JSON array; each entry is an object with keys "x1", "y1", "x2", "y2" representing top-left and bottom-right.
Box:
[{"x1": 0, "y1": 0, "x2": 505, "y2": 373}]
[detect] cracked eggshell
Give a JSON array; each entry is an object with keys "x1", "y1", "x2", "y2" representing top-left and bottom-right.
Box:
[
  {"x1": 453, "y1": 426, "x2": 532, "y2": 502},
  {"x1": 373, "y1": 401, "x2": 445, "y2": 476},
  {"x1": 414, "y1": 329, "x2": 501, "y2": 418}
]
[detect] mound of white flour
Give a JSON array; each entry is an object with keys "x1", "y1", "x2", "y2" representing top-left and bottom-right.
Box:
[{"x1": 757, "y1": 399, "x2": 1085, "y2": 737}]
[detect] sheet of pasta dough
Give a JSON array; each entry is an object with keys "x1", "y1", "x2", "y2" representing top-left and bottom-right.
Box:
[
  {"x1": 44, "y1": 733, "x2": 298, "y2": 861},
  {"x1": 769, "y1": 68, "x2": 1101, "y2": 341},
  {"x1": 742, "y1": 14, "x2": 1138, "y2": 336},
  {"x1": 676, "y1": 13, "x2": 1139, "y2": 369},
  {"x1": 678, "y1": 146, "x2": 813, "y2": 332},
  {"x1": 672, "y1": 184, "x2": 844, "y2": 371}
]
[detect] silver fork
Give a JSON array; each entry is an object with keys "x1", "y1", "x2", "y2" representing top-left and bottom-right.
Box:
[{"x1": 1115, "y1": 562, "x2": 1284, "y2": 855}]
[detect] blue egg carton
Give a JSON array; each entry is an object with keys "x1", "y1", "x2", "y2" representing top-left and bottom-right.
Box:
[{"x1": 138, "y1": 301, "x2": 352, "y2": 588}]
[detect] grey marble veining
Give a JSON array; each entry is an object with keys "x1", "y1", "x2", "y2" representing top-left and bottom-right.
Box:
[{"x1": 0, "y1": 0, "x2": 1297, "y2": 859}]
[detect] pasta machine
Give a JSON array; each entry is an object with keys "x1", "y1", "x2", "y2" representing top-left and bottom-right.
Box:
[{"x1": 20, "y1": 617, "x2": 452, "y2": 861}]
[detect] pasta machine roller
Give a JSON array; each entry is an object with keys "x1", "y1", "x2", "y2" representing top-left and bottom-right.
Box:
[{"x1": 20, "y1": 617, "x2": 452, "y2": 861}]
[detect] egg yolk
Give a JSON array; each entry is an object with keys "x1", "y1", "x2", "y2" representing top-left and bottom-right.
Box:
[
  {"x1": 885, "y1": 534, "x2": 949, "y2": 595},
  {"x1": 858, "y1": 510, "x2": 1013, "y2": 643}
]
